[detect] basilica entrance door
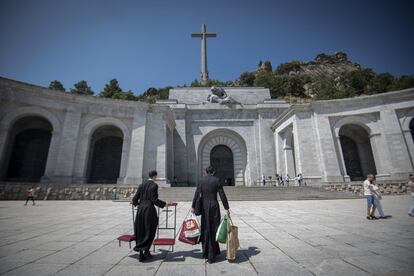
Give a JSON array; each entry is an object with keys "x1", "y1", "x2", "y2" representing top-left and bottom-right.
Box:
[{"x1": 210, "y1": 145, "x2": 234, "y2": 186}]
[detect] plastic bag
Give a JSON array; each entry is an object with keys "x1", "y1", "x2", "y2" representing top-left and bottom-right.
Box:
[
  {"x1": 226, "y1": 214, "x2": 239, "y2": 261},
  {"x1": 178, "y1": 213, "x2": 200, "y2": 245},
  {"x1": 184, "y1": 213, "x2": 201, "y2": 238},
  {"x1": 216, "y1": 214, "x2": 227, "y2": 243}
]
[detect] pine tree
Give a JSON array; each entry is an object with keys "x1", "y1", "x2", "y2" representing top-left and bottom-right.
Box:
[
  {"x1": 49, "y1": 80, "x2": 65, "y2": 91},
  {"x1": 70, "y1": 80, "x2": 94, "y2": 95},
  {"x1": 99, "y1": 79, "x2": 122, "y2": 98}
]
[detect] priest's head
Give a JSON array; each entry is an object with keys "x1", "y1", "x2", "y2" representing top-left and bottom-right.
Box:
[
  {"x1": 206, "y1": 166, "x2": 215, "y2": 175},
  {"x1": 149, "y1": 170, "x2": 157, "y2": 180}
]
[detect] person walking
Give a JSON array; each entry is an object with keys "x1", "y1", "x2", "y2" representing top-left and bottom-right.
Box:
[
  {"x1": 284, "y1": 174, "x2": 290, "y2": 187},
  {"x1": 24, "y1": 187, "x2": 35, "y2": 206},
  {"x1": 275, "y1": 174, "x2": 280, "y2": 186},
  {"x1": 191, "y1": 166, "x2": 230, "y2": 264},
  {"x1": 364, "y1": 174, "x2": 377, "y2": 220},
  {"x1": 371, "y1": 176, "x2": 387, "y2": 219},
  {"x1": 298, "y1": 174, "x2": 303, "y2": 186},
  {"x1": 131, "y1": 170, "x2": 167, "y2": 262},
  {"x1": 408, "y1": 174, "x2": 414, "y2": 217}
]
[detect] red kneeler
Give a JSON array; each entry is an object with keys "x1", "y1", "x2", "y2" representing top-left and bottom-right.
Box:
[
  {"x1": 117, "y1": 205, "x2": 136, "y2": 248},
  {"x1": 117, "y1": 235, "x2": 135, "y2": 248}
]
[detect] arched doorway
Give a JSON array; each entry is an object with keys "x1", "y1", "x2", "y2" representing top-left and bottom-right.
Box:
[
  {"x1": 87, "y1": 125, "x2": 123, "y2": 183},
  {"x1": 339, "y1": 124, "x2": 376, "y2": 181},
  {"x1": 410, "y1": 118, "x2": 414, "y2": 142},
  {"x1": 210, "y1": 145, "x2": 234, "y2": 186},
  {"x1": 198, "y1": 129, "x2": 247, "y2": 186},
  {"x1": 5, "y1": 116, "x2": 52, "y2": 182}
]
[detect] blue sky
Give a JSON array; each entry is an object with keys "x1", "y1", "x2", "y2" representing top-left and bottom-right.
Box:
[{"x1": 0, "y1": 0, "x2": 413, "y2": 95}]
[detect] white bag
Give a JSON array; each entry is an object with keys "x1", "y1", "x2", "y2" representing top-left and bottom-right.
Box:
[{"x1": 183, "y1": 213, "x2": 201, "y2": 238}]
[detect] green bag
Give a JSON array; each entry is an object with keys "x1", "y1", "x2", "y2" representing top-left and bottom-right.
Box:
[{"x1": 216, "y1": 215, "x2": 228, "y2": 243}]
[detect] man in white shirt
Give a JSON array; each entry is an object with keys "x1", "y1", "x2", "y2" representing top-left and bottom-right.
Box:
[
  {"x1": 408, "y1": 174, "x2": 414, "y2": 217},
  {"x1": 364, "y1": 174, "x2": 376, "y2": 220}
]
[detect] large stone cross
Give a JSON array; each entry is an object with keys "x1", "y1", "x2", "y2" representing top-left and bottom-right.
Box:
[{"x1": 191, "y1": 24, "x2": 216, "y2": 85}]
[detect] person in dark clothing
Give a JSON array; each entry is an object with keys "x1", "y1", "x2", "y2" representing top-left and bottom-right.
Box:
[
  {"x1": 191, "y1": 166, "x2": 230, "y2": 263},
  {"x1": 131, "y1": 170, "x2": 166, "y2": 262}
]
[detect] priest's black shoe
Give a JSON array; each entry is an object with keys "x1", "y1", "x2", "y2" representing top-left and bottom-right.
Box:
[
  {"x1": 144, "y1": 250, "x2": 153, "y2": 259},
  {"x1": 139, "y1": 251, "x2": 146, "y2": 262}
]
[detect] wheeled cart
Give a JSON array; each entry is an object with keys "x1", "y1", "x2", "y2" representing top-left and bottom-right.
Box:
[{"x1": 152, "y1": 202, "x2": 178, "y2": 252}]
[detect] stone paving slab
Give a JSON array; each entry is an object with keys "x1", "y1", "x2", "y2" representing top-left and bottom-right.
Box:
[{"x1": 0, "y1": 196, "x2": 413, "y2": 275}]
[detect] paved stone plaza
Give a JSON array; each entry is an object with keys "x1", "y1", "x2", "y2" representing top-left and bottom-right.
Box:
[{"x1": 0, "y1": 196, "x2": 413, "y2": 276}]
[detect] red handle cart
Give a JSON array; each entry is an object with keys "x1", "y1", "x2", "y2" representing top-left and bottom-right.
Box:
[
  {"x1": 152, "y1": 202, "x2": 178, "y2": 252},
  {"x1": 117, "y1": 202, "x2": 178, "y2": 252}
]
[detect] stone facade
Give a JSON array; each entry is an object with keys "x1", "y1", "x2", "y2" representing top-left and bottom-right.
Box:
[
  {"x1": 0, "y1": 77, "x2": 413, "y2": 190},
  {"x1": 272, "y1": 88, "x2": 414, "y2": 184}
]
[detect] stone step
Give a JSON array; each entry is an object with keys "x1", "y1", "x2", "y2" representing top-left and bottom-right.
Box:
[{"x1": 116, "y1": 186, "x2": 361, "y2": 202}]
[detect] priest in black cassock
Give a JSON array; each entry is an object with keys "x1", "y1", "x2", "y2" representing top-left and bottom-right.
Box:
[
  {"x1": 191, "y1": 166, "x2": 230, "y2": 263},
  {"x1": 131, "y1": 170, "x2": 166, "y2": 262}
]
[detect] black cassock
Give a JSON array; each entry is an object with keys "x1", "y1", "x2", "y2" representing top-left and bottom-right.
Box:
[
  {"x1": 132, "y1": 179, "x2": 166, "y2": 251},
  {"x1": 191, "y1": 175, "x2": 229, "y2": 260}
]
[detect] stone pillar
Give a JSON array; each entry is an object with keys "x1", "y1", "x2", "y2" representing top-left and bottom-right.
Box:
[
  {"x1": 258, "y1": 112, "x2": 277, "y2": 179},
  {"x1": 379, "y1": 109, "x2": 413, "y2": 178},
  {"x1": 402, "y1": 128, "x2": 414, "y2": 168},
  {"x1": 335, "y1": 136, "x2": 350, "y2": 182},
  {"x1": 369, "y1": 133, "x2": 392, "y2": 179},
  {"x1": 50, "y1": 111, "x2": 82, "y2": 183},
  {"x1": 0, "y1": 123, "x2": 9, "y2": 178},
  {"x1": 155, "y1": 121, "x2": 169, "y2": 186},
  {"x1": 284, "y1": 145, "x2": 296, "y2": 177},
  {"x1": 293, "y1": 112, "x2": 323, "y2": 183},
  {"x1": 41, "y1": 130, "x2": 61, "y2": 182},
  {"x1": 314, "y1": 116, "x2": 343, "y2": 182},
  {"x1": 123, "y1": 112, "x2": 147, "y2": 185},
  {"x1": 72, "y1": 133, "x2": 90, "y2": 183}
]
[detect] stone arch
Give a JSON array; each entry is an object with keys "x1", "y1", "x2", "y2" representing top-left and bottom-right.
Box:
[
  {"x1": 73, "y1": 117, "x2": 131, "y2": 183},
  {"x1": 86, "y1": 125, "x2": 124, "y2": 183},
  {"x1": 0, "y1": 106, "x2": 61, "y2": 133},
  {"x1": 0, "y1": 107, "x2": 61, "y2": 181},
  {"x1": 2, "y1": 116, "x2": 53, "y2": 181},
  {"x1": 198, "y1": 129, "x2": 247, "y2": 186},
  {"x1": 83, "y1": 117, "x2": 130, "y2": 139},
  {"x1": 401, "y1": 109, "x2": 414, "y2": 142},
  {"x1": 333, "y1": 115, "x2": 378, "y2": 138},
  {"x1": 338, "y1": 124, "x2": 377, "y2": 181}
]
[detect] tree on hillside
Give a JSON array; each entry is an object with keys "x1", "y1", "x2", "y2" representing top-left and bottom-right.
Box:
[
  {"x1": 239, "y1": 72, "x2": 256, "y2": 86},
  {"x1": 99, "y1": 79, "x2": 122, "y2": 98},
  {"x1": 70, "y1": 80, "x2": 94, "y2": 95},
  {"x1": 389, "y1": 75, "x2": 414, "y2": 91},
  {"x1": 49, "y1": 80, "x2": 65, "y2": 91},
  {"x1": 366, "y1": 73, "x2": 394, "y2": 94}
]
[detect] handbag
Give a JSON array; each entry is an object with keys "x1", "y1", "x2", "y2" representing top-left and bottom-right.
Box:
[
  {"x1": 226, "y1": 214, "x2": 239, "y2": 261},
  {"x1": 194, "y1": 183, "x2": 203, "y2": 216},
  {"x1": 216, "y1": 214, "x2": 228, "y2": 243}
]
